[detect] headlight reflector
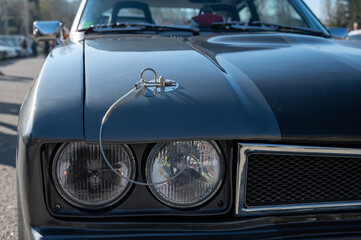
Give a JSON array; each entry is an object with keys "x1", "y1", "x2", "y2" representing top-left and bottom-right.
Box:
[
  {"x1": 146, "y1": 141, "x2": 224, "y2": 208},
  {"x1": 53, "y1": 142, "x2": 135, "y2": 208}
]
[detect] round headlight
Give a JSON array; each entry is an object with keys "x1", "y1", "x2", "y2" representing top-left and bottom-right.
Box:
[
  {"x1": 146, "y1": 141, "x2": 224, "y2": 208},
  {"x1": 53, "y1": 142, "x2": 135, "y2": 208}
]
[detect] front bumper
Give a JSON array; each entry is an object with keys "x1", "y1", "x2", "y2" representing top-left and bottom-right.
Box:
[{"x1": 30, "y1": 213, "x2": 361, "y2": 240}]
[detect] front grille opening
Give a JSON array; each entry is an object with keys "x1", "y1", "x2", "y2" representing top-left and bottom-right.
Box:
[{"x1": 245, "y1": 154, "x2": 361, "y2": 207}]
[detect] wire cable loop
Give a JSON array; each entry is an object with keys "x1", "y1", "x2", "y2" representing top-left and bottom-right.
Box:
[{"x1": 99, "y1": 82, "x2": 194, "y2": 186}]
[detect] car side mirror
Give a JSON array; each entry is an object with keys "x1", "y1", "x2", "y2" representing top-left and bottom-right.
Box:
[
  {"x1": 33, "y1": 21, "x2": 67, "y2": 43},
  {"x1": 328, "y1": 27, "x2": 348, "y2": 39}
]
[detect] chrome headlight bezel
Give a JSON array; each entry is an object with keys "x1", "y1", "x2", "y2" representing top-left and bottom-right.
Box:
[
  {"x1": 52, "y1": 142, "x2": 136, "y2": 209},
  {"x1": 145, "y1": 140, "x2": 225, "y2": 209}
]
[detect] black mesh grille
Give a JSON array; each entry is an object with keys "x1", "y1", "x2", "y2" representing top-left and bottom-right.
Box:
[{"x1": 246, "y1": 154, "x2": 361, "y2": 207}]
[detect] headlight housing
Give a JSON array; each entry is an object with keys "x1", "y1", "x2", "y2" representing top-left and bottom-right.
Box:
[
  {"x1": 53, "y1": 142, "x2": 135, "y2": 209},
  {"x1": 146, "y1": 141, "x2": 224, "y2": 208}
]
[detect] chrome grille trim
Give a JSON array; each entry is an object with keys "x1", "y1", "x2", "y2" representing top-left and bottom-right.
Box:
[{"x1": 235, "y1": 144, "x2": 361, "y2": 216}]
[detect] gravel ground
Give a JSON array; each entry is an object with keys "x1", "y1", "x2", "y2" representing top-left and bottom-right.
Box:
[
  {"x1": 0, "y1": 57, "x2": 45, "y2": 240},
  {"x1": 0, "y1": 166, "x2": 17, "y2": 239}
]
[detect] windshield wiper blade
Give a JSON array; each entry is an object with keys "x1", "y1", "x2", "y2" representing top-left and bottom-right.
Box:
[
  {"x1": 212, "y1": 21, "x2": 328, "y2": 38},
  {"x1": 79, "y1": 22, "x2": 199, "y2": 35},
  {"x1": 212, "y1": 21, "x2": 277, "y2": 31}
]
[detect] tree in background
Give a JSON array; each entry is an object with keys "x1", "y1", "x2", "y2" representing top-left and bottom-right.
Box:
[
  {"x1": 347, "y1": 0, "x2": 361, "y2": 27},
  {"x1": 333, "y1": 0, "x2": 348, "y2": 27},
  {"x1": 0, "y1": 0, "x2": 81, "y2": 35},
  {"x1": 34, "y1": 0, "x2": 81, "y2": 28},
  {"x1": 0, "y1": 1, "x2": 25, "y2": 34},
  {"x1": 325, "y1": 0, "x2": 361, "y2": 28},
  {"x1": 325, "y1": 0, "x2": 334, "y2": 25},
  {"x1": 325, "y1": 0, "x2": 347, "y2": 27}
]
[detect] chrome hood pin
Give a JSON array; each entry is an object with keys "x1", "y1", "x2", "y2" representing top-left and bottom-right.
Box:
[{"x1": 135, "y1": 68, "x2": 179, "y2": 97}]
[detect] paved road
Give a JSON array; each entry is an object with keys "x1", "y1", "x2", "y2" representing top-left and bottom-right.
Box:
[{"x1": 0, "y1": 57, "x2": 45, "y2": 240}]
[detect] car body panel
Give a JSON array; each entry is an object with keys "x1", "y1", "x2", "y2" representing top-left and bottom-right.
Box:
[
  {"x1": 18, "y1": 41, "x2": 84, "y2": 143},
  {"x1": 83, "y1": 33, "x2": 361, "y2": 144},
  {"x1": 17, "y1": 42, "x2": 84, "y2": 239},
  {"x1": 84, "y1": 34, "x2": 281, "y2": 143}
]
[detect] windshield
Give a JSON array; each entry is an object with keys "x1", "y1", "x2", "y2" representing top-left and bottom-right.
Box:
[{"x1": 78, "y1": 0, "x2": 328, "y2": 35}]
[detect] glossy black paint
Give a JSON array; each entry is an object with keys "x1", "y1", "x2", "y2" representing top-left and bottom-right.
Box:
[
  {"x1": 17, "y1": 41, "x2": 85, "y2": 239},
  {"x1": 83, "y1": 33, "x2": 361, "y2": 143},
  {"x1": 84, "y1": 34, "x2": 281, "y2": 143},
  {"x1": 18, "y1": 41, "x2": 84, "y2": 142},
  {"x1": 17, "y1": 7, "x2": 361, "y2": 240}
]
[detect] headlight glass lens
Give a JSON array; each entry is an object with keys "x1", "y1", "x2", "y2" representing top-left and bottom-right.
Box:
[
  {"x1": 53, "y1": 142, "x2": 135, "y2": 208},
  {"x1": 146, "y1": 141, "x2": 224, "y2": 208}
]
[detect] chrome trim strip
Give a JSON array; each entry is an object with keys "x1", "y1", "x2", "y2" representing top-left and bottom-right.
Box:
[{"x1": 235, "y1": 143, "x2": 361, "y2": 216}]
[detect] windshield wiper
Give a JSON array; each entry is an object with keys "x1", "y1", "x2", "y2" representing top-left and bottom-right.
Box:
[
  {"x1": 79, "y1": 22, "x2": 199, "y2": 35},
  {"x1": 212, "y1": 21, "x2": 329, "y2": 38}
]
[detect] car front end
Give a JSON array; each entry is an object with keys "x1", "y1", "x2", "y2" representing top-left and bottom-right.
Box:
[{"x1": 17, "y1": 0, "x2": 361, "y2": 239}]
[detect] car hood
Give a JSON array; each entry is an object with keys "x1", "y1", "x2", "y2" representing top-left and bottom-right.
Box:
[{"x1": 84, "y1": 33, "x2": 361, "y2": 143}]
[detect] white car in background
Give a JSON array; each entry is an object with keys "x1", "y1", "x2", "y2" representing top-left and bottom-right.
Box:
[
  {"x1": 0, "y1": 40, "x2": 17, "y2": 58},
  {"x1": 0, "y1": 35, "x2": 32, "y2": 58},
  {"x1": 0, "y1": 46, "x2": 8, "y2": 60},
  {"x1": 348, "y1": 30, "x2": 361, "y2": 41}
]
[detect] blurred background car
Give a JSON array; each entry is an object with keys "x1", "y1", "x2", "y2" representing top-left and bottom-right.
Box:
[
  {"x1": 0, "y1": 35, "x2": 32, "y2": 58},
  {"x1": 347, "y1": 22, "x2": 361, "y2": 42},
  {"x1": 1, "y1": 38, "x2": 23, "y2": 58},
  {"x1": 0, "y1": 39, "x2": 17, "y2": 58},
  {"x1": 348, "y1": 30, "x2": 361, "y2": 41},
  {"x1": 0, "y1": 47, "x2": 7, "y2": 60}
]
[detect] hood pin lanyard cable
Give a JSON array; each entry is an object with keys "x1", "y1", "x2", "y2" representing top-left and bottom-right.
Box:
[{"x1": 99, "y1": 68, "x2": 192, "y2": 186}]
